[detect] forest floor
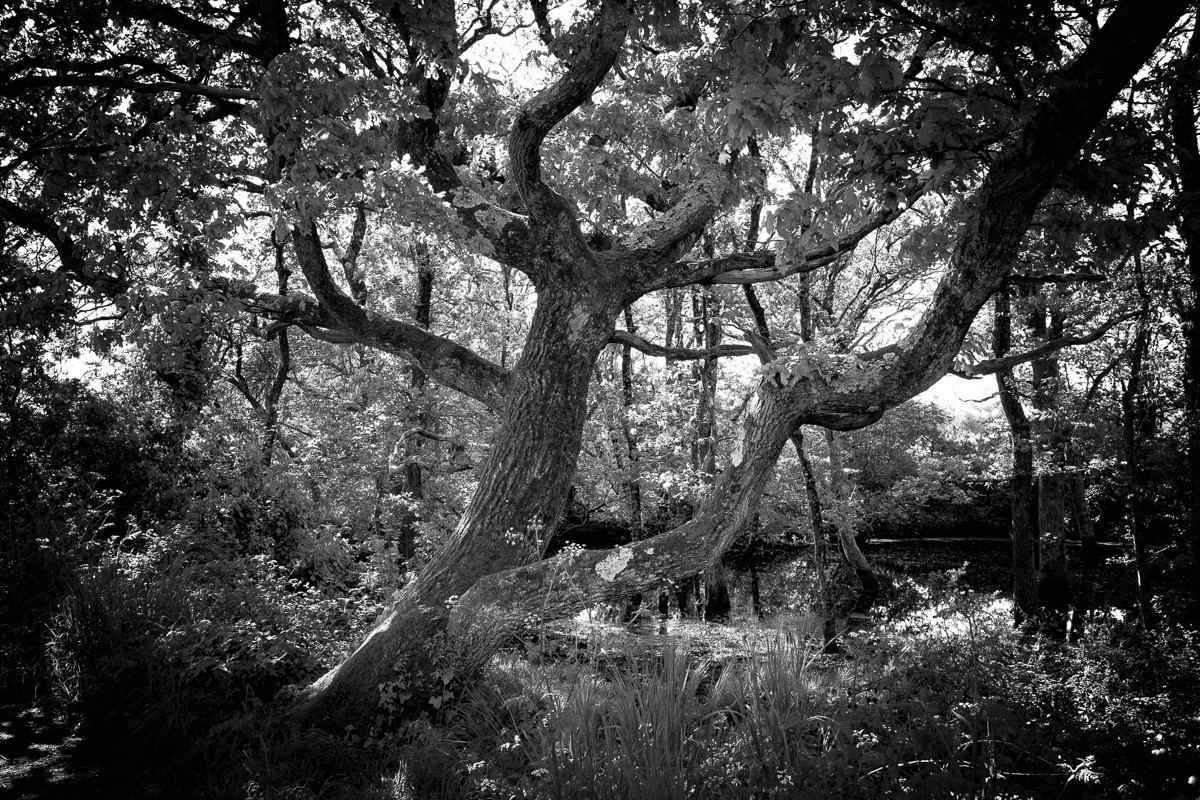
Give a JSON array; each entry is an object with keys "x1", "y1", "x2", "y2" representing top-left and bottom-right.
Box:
[{"x1": 0, "y1": 536, "x2": 1136, "y2": 800}]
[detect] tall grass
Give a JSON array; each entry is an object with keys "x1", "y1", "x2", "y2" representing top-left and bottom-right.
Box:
[{"x1": 389, "y1": 596, "x2": 1068, "y2": 800}]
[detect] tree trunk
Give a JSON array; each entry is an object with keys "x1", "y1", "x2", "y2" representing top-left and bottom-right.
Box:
[
  {"x1": 292, "y1": 282, "x2": 622, "y2": 730},
  {"x1": 792, "y1": 429, "x2": 837, "y2": 650},
  {"x1": 1122, "y1": 289, "x2": 1157, "y2": 629},
  {"x1": 993, "y1": 288, "x2": 1039, "y2": 623},
  {"x1": 619, "y1": 305, "x2": 643, "y2": 534},
  {"x1": 1028, "y1": 295, "x2": 1071, "y2": 637},
  {"x1": 260, "y1": 234, "x2": 292, "y2": 468},
  {"x1": 823, "y1": 429, "x2": 879, "y2": 608},
  {"x1": 690, "y1": 285, "x2": 720, "y2": 476},
  {"x1": 388, "y1": 242, "x2": 434, "y2": 564},
  {"x1": 1170, "y1": 16, "x2": 1200, "y2": 617},
  {"x1": 1067, "y1": 466, "x2": 1100, "y2": 641},
  {"x1": 1037, "y1": 472, "x2": 1069, "y2": 637}
]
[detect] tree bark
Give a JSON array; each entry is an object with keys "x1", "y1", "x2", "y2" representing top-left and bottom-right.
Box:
[
  {"x1": 291, "y1": 282, "x2": 623, "y2": 729},
  {"x1": 791, "y1": 429, "x2": 837, "y2": 650},
  {"x1": 387, "y1": 243, "x2": 435, "y2": 565}
]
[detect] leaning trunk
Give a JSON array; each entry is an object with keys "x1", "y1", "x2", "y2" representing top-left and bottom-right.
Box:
[{"x1": 292, "y1": 283, "x2": 620, "y2": 730}]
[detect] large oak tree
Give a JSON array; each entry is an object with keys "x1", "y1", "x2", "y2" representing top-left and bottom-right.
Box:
[{"x1": 0, "y1": 0, "x2": 1192, "y2": 732}]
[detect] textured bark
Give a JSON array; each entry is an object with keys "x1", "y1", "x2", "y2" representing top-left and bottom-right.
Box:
[
  {"x1": 388, "y1": 244, "x2": 435, "y2": 564},
  {"x1": 691, "y1": 287, "x2": 721, "y2": 476},
  {"x1": 291, "y1": 281, "x2": 623, "y2": 728},
  {"x1": 689, "y1": 278, "x2": 727, "y2": 618},
  {"x1": 994, "y1": 289, "x2": 1039, "y2": 623}
]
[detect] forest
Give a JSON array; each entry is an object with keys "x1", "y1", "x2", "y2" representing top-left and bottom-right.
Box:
[{"x1": 2, "y1": 0, "x2": 1200, "y2": 797}]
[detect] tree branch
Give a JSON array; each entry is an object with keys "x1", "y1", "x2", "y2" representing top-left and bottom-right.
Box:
[
  {"x1": 1006, "y1": 271, "x2": 1106, "y2": 285},
  {"x1": 859, "y1": 0, "x2": 1190, "y2": 412},
  {"x1": 3, "y1": 74, "x2": 256, "y2": 103},
  {"x1": 609, "y1": 329, "x2": 756, "y2": 361},
  {"x1": 115, "y1": 0, "x2": 263, "y2": 55},
  {"x1": 508, "y1": 0, "x2": 632, "y2": 227},
  {"x1": 211, "y1": 269, "x2": 511, "y2": 412},
  {"x1": 953, "y1": 311, "x2": 1141, "y2": 378},
  {"x1": 640, "y1": 178, "x2": 928, "y2": 293}
]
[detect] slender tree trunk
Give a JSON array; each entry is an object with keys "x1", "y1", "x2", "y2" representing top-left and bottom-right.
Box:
[
  {"x1": 690, "y1": 275, "x2": 728, "y2": 618},
  {"x1": 690, "y1": 285, "x2": 720, "y2": 476},
  {"x1": 994, "y1": 288, "x2": 1039, "y2": 623},
  {"x1": 823, "y1": 429, "x2": 879, "y2": 608},
  {"x1": 387, "y1": 245, "x2": 435, "y2": 565},
  {"x1": 1067, "y1": 463, "x2": 1099, "y2": 641},
  {"x1": 1122, "y1": 282, "x2": 1157, "y2": 629},
  {"x1": 620, "y1": 306, "x2": 643, "y2": 535},
  {"x1": 261, "y1": 233, "x2": 291, "y2": 468},
  {"x1": 1170, "y1": 17, "x2": 1200, "y2": 616},
  {"x1": 792, "y1": 429, "x2": 837, "y2": 650},
  {"x1": 1030, "y1": 299, "x2": 1070, "y2": 638}
]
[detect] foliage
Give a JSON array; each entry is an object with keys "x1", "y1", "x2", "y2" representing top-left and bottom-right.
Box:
[{"x1": 230, "y1": 572, "x2": 1196, "y2": 800}]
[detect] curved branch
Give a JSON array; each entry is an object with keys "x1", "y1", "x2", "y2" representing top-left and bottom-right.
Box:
[
  {"x1": 508, "y1": 0, "x2": 632, "y2": 225},
  {"x1": 0, "y1": 196, "x2": 129, "y2": 295},
  {"x1": 862, "y1": 0, "x2": 1190, "y2": 411},
  {"x1": 222, "y1": 231, "x2": 512, "y2": 412},
  {"x1": 875, "y1": 0, "x2": 1025, "y2": 106},
  {"x1": 622, "y1": 165, "x2": 735, "y2": 279}
]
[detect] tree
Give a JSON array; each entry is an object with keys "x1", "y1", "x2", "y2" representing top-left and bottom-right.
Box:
[{"x1": 0, "y1": 0, "x2": 1189, "y2": 733}]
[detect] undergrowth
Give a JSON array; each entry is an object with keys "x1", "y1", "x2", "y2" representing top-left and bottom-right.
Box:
[{"x1": 26, "y1": 544, "x2": 1200, "y2": 800}]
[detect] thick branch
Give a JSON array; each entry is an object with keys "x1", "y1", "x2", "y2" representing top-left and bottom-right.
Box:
[
  {"x1": 876, "y1": 0, "x2": 1025, "y2": 106},
  {"x1": 863, "y1": 0, "x2": 1190, "y2": 411},
  {"x1": 622, "y1": 166, "x2": 735, "y2": 279},
  {"x1": 508, "y1": 0, "x2": 632, "y2": 226},
  {"x1": 112, "y1": 1, "x2": 262, "y2": 53},
  {"x1": 1006, "y1": 271, "x2": 1106, "y2": 285},
  {"x1": 212, "y1": 272, "x2": 511, "y2": 411}
]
